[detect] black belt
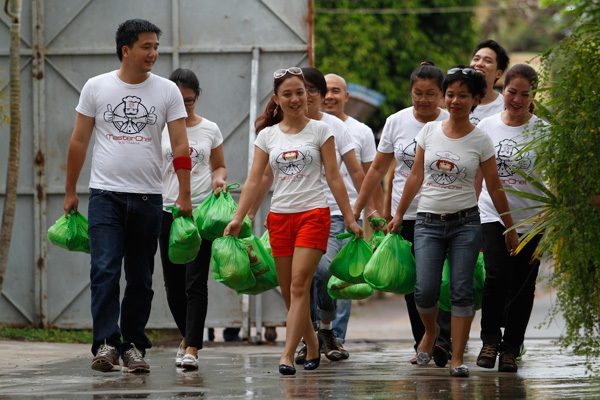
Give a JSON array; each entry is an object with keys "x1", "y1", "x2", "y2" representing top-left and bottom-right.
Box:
[{"x1": 417, "y1": 206, "x2": 479, "y2": 222}]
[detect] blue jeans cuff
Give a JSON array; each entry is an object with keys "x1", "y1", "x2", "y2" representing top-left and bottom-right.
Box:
[{"x1": 451, "y1": 305, "x2": 475, "y2": 317}]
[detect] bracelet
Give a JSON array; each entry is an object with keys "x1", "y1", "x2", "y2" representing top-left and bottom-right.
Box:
[
  {"x1": 366, "y1": 210, "x2": 378, "y2": 219},
  {"x1": 173, "y1": 156, "x2": 192, "y2": 170}
]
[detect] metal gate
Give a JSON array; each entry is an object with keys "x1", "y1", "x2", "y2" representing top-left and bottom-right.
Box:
[{"x1": 0, "y1": 0, "x2": 312, "y2": 337}]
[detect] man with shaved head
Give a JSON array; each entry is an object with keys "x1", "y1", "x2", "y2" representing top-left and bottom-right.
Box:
[{"x1": 320, "y1": 73, "x2": 382, "y2": 359}]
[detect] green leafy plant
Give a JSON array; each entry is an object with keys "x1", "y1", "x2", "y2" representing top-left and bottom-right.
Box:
[{"x1": 507, "y1": 23, "x2": 600, "y2": 370}]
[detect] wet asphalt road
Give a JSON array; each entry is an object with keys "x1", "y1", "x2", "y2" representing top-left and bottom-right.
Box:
[{"x1": 1, "y1": 338, "x2": 600, "y2": 399}]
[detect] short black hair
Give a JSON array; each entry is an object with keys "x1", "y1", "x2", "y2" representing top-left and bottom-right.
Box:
[
  {"x1": 301, "y1": 67, "x2": 327, "y2": 98},
  {"x1": 472, "y1": 39, "x2": 510, "y2": 73},
  {"x1": 115, "y1": 19, "x2": 162, "y2": 61},
  {"x1": 169, "y1": 68, "x2": 202, "y2": 97},
  {"x1": 410, "y1": 63, "x2": 444, "y2": 90},
  {"x1": 443, "y1": 64, "x2": 487, "y2": 112}
]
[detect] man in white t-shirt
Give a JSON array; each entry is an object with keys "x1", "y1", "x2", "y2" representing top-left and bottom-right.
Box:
[
  {"x1": 63, "y1": 19, "x2": 191, "y2": 374},
  {"x1": 469, "y1": 40, "x2": 510, "y2": 126},
  {"x1": 322, "y1": 73, "x2": 382, "y2": 358}
]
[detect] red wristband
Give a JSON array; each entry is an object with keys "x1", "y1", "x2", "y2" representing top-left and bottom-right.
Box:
[{"x1": 173, "y1": 156, "x2": 192, "y2": 170}]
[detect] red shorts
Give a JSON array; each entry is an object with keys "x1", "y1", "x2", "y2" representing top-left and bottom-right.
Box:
[{"x1": 266, "y1": 208, "x2": 331, "y2": 257}]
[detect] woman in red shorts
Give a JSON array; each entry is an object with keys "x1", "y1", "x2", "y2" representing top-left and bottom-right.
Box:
[{"x1": 224, "y1": 67, "x2": 361, "y2": 375}]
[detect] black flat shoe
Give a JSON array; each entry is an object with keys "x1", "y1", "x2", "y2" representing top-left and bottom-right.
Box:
[
  {"x1": 279, "y1": 364, "x2": 296, "y2": 375},
  {"x1": 304, "y1": 356, "x2": 321, "y2": 370}
]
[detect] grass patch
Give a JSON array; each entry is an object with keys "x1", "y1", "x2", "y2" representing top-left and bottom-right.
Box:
[
  {"x1": 0, "y1": 326, "x2": 93, "y2": 343},
  {"x1": 0, "y1": 325, "x2": 180, "y2": 346}
]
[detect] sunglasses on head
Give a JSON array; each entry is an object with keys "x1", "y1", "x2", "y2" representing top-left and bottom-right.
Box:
[
  {"x1": 447, "y1": 67, "x2": 478, "y2": 76},
  {"x1": 273, "y1": 67, "x2": 303, "y2": 79}
]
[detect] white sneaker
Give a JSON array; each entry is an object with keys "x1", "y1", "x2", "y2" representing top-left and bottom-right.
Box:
[
  {"x1": 175, "y1": 345, "x2": 185, "y2": 367},
  {"x1": 181, "y1": 354, "x2": 199, "y2": 370}
]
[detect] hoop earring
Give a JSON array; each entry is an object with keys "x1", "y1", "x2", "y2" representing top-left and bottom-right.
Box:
[{"x1": 273, "y1": 105, "x2": 279, "y2": 117}]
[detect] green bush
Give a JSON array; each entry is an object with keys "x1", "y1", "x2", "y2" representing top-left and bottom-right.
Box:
[{"x1": 519, "y1": 23, "x2": 600, "y2": 369}]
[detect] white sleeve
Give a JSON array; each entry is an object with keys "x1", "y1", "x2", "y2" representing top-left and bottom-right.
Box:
[{"x1": 360, "y1": 125, "x2": 376, "y2": 163}]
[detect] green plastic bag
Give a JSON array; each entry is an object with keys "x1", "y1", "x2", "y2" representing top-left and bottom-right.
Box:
[
  {"x1": 327, "y1": 275, "x2": 374, "y2": 300},
  {"x1": 168, "y1": 206, "x2": 202, "y2": 264},
  {"x1": 368, "y1": 219, "x2": 387, "y2": 251},
  {"x1": 260, "y1": 230, "x2": 273, "y2": 258},
  {"x1": 237, "y1": 235, "x2": 279, "y2": 295},
  {"x1": 211, "y1": 235, "x2": 256, "y2": 291},
  {"x1": 363, "y1": 232, "x2": 416, "y2": 294},
  {"x1": 439, "y1": 252, "x2": 486, "y2": 312},
  {"x1": 329, "y1": 232, "x2": 372, "y2": 284},
  {"x1": 193, "y1": 183, "x2": 253, "y2": 241},
  {"x1": 47, "y1": 210, "x2": 90, "y2": 253}
]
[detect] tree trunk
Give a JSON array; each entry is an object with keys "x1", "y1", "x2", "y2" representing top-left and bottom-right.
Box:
[{"x1": 0, "y1": 0, "x2": 22, "y2": 290}]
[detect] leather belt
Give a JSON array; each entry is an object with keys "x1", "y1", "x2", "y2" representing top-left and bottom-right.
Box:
[{"x1": 417, "y1": 206, "x2": 479, "y2": 222}]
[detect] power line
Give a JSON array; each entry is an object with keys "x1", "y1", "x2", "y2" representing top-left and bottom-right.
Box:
[{"x1": 315, "y1": 5, "x2": 533, "y2": 15}]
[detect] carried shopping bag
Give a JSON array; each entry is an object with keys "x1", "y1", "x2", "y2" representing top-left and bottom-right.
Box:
[
  {"x1": 260, "y1": 230, "x2": 273, "y2": 258},
  {"x1": 238, "y1": 234, "x2": 279, "y2": 295},
  {"x1": 211, "y1": 235, "x2": 256, "y2": 291},
  {"x1": 327, "y1": 275, "x2": 374, "y2": 300},
  {"x1": 193, "y1": 183, "x2": 253, "y2": 241},
  {"x1": 363, "y1": 232, "x2": 416, "y2": 294},
  {"x1": 329, "y1": 232, "x2": 372, "y2": 284},
  {"x1": 439, "y1": 252, "x2": 486, "y2": 312},
  {"x1": 368, "y1": 218, "x2": 387, "y2": 251},
  {"x1": 47, "y1": 210, "x2": 90, "y2": 253},
  {"x1": 167, "y1": 206, "x2": 202, "y2": 264}
]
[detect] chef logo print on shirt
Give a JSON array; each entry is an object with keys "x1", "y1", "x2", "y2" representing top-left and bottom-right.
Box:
[
  {"x1": 496, "y1": 139, "x2": 532, "y2": 177},
  {"x1": 398, "y1": 139, "x2": 418, "y2": 169},
  {"x1": 103, "y1": 96, "x2": 157, "y2": 134},
  {"x1": 273, "y1": 148, "x2": 313, "y2": 175},
  {"x1": 166, "y1": 141, "x2": 203, "y2": 169},
  {"x1": 430, "y1": 151, "x2": 466, "y2": 185}
]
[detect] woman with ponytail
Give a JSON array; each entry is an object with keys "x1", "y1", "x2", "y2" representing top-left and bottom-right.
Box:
[{"x1": 224, "y1": 67, "x2": 362, "y2": 375}]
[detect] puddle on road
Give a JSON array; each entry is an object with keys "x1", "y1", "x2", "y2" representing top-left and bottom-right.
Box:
[{"x1": 1, "y1": 340, "x2": 599, "y2": 399}]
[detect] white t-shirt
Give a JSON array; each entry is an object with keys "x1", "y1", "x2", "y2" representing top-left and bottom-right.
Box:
[
  {"x1": 470, "y1": 93, "x2": 504, "y2": 126},
  {"x1": 416, "y1": 121, "x2": 495, "y2": 214},
  {"x1": 378, "y1": 107, "x2": 449, "y2": 219},
  {"x1": 255, "y1": 119, "x2": 333, "y2": 213},
  {"x1": 161, "y1": 118, "x2": 224, "y2": 209},
  {"x1": 76, "y1": 71, "x2": 187, "y2": 194},
  {"x1": 477, "y1": 113, "x2": 548, "y2": 233},
  {"x1": 329, "y1": 116, "x2": 377, "y2": 215},
  {"x1": 318, "y1": 112, "x2": 356, "y2": 214}
]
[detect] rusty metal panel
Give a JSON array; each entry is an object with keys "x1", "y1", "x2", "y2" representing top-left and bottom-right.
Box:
[{"x1": 0, "y1": 0, "x2": 310, "y2": 330}]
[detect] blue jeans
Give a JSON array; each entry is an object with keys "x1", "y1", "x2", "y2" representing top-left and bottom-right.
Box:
[
  {"x1": 333, "y1": 297, "x2": 351, "y2": 344},
  {"x1": 88, "y1": 189, "x2": 162, "y2": 356},
  {"x1": 311, "y1": 216, "x2": 360, "y2": 342},
  {"x1": 401, "y1": 220, "x2": 452, "y2": 353},
  {"x1": 312, "y1": 216, "x2": 348, "y2": 323},
  {"x1": 414, "y1": 211, "x2": 482, "y2": 317}
]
